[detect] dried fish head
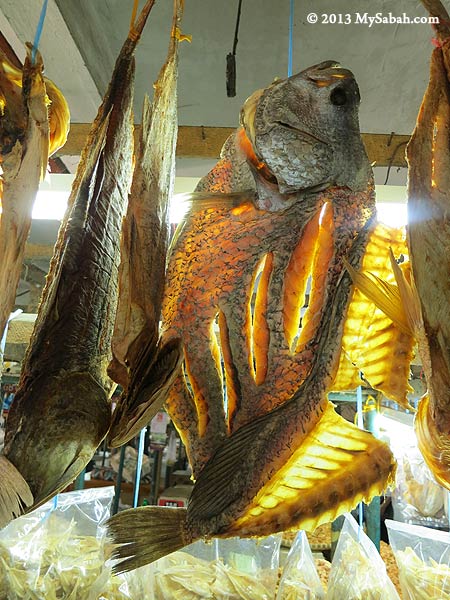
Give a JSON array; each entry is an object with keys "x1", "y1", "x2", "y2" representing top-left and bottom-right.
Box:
[
  {"x1": 5, "y1": 372, "x2": 111, "y2": 506},
  {"x1": 239, "y1": 61, "x2": 371, "y2": 209}
]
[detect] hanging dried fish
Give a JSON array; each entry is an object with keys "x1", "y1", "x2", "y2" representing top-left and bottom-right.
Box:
[
  {"x1": 0, "y1": 0, "x2": 156, "y2": 528},
  {"x1": 108, "y1": 61, "x2": 395, "y2": 572},
  {"x1": 407, "y1": 1, "x2": 450, "y2": 489},
  {"x1": 107, "y1": 0, "x2": 186, "y2": 447},
  {"x1": 0, "y1": 46, "x2": 69, "y2": 354},
  {"x1": 344, "y1": 0, "x2": 450, "y2": 489}
]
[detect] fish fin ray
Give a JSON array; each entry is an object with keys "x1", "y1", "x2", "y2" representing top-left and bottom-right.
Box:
[
  {"x1": 388, "y1": 248, "x2": 422, "y2": 335},
  {"x1": 344, "y1": 259, "x2": 412, "y2": 336},
  {"x1": 228, "y1": 402, "x2": 395, "y2": 535},
  {"x1": 108, "y1": 506, "x2": 189, "y2": 572},
  {"x1": 0, "y1": 456, "x2": 33, "y2": 528},
  {"x1": 416, "y1": 394, "x2": 450, "y2": 490},
  {"x1": 187, "y1": 411, "x2": 275, "y2": 520},
  {"x1": 109, "y1": 338, "x2": 183, "y2": 447}
]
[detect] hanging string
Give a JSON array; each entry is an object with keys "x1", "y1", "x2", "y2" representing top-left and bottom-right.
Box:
[
  {"x1": 133, "y1": 427, "x2": 147, "y2": 508},
  {"x1": 31, "y1": 0, "x2": 49, "y2": 64},
  {"x1": 288, "y1": 0, "x2": 294, "y2": 76},
  {"x1": 356, "y1": 382, "x2": 364, "y2": 537},
  {"x1": 226, "y1": 0, "x2": 243, "y2": 97}
]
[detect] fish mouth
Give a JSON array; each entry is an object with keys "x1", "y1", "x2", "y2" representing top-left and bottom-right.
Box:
[{"x1": 273, "y1": 120, "x2": 328, "y2": 146}]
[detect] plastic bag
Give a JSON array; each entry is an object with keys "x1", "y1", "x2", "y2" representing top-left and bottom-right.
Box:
[
  {"x1": 326, "y1": 513, "x2": 400, "y2": 600},
  {"x1": 0, "y1": 486, "x2": 158, "y2": 599},
  {"x1": 392, "y1": 445, "x2": 447, "y2": 528},
  {"x1": 152, "y1": 535, "x2": 282, "y2": 599},
  {"x1": 276, "y1": 530, "x2": 325, "y2": 599},
  {"x1": 386, "y1": 518, "x2": 450, "y2": 599},
  {"x1": 0, "y1": 487, "x2": 117, "y2": 599}
]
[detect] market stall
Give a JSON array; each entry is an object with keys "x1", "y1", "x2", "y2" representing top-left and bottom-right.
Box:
[{"x1": 1, "y1": 0, "x2": 450, "y2": 598}]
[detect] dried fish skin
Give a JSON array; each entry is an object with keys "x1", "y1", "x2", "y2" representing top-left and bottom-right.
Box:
[
  {"x1": 108, "y1": 0, "x2": 185, "y2": 446},
  {"x1": 0, "y1": 1, "x2": 157, "y2": 527},
  {"x1": 406, "y1": 36, "x2": 450, "y2": 488},
  {"x1": 0, "y1": 45, "x2": 70, "y2": 358}
]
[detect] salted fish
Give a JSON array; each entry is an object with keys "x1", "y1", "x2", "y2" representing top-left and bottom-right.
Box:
[
  {"x1": 406, "y1": 6, "x2": 450, "y2": 489},
  {"x1": 0, "y1": 46, "x2": 69, "y2": 355},
  {"x1": 108, "y1": 62, "x2": 395, "y2": 572},
  {"x1": 344, "y1": 0, "x2": 450, "y2": 489},
  {"x1": 0, "y1": 1, "x2": 156, "y2": 528},
  {"x1": 108, "y1": 0, "x2": 185, "y2": 448}
]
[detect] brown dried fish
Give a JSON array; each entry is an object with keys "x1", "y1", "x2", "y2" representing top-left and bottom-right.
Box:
[
  {"x1": 108, "y1": 62, "x2": 395, "y2": 572},
  {"x1": 407, "y1": 18, "x2": 450, "y2": 488},
  {"x1": 0, "y1": 1, "x2": 156, "y2": 528},
  {"x1": 107, "y1": 0, "x2": 185, "y2": 447}
]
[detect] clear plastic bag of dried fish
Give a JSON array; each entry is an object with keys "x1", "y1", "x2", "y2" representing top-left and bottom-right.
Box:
[
  {"x1": 386, "y1": 518, "x2": 450, "y2": 599},
  {"x1": 386, "y1": 413, "x2": 448, "y2": 529},
  {"x1": 151, "y1": 535, "x2": 281, "y2": 599},
  {"x1": 326, "y1": 513, "x2": 399, "y2": 600},
  {"x1": 0, "y1": 487, "x2": 151, "y2": 600},
  {"x1": 276, "y1": 530, "x2": 325, "y2": 599}
]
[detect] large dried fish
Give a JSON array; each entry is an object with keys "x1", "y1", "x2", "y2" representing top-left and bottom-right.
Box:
[
  {"x1": 406, "y1": 2, "x2": 450, "y2": 489},
  {"x1": 0, "y1": 1, "x2": 156, "y2": 528},
  {"x1": 108, "y1": 0, "x2": 185, "y2": 447},
  {"x1": 108, "y1": 62, "x2": 395, "y2": 572},
  {"x1": 345, "y1": 1, "x2": 450, "y2": 489},
  {"x1": 0, "y1": 46, "x2": 69, "y2": 354}
]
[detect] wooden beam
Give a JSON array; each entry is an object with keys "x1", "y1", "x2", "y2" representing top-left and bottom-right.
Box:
[
  {"x1": 56, "y1": 124, "x2": 410, "y2": 167},
  {"x1": 361, "y1": 133, "x2": 409, "y2": 169}
]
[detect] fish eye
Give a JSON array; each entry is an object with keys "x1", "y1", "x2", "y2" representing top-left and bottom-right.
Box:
[{"x1": 330, "y1": 86, "x2": 347, "y2": 106}]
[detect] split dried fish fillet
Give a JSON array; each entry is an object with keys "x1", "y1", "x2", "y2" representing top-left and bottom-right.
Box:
[{"x1": 108, "y1": 0, "x2": 184, "y2": 448}]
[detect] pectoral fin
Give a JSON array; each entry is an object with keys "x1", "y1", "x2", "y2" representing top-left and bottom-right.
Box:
[
  {"x1": 109, "y1": 338, "x2": 183, "y2": 447},
  {"x1": 344, "y1": 259, "x2": 412, "y2": 336},
  {"x1": 0, "y1": 456, "x2": 33, "y2": 528}
]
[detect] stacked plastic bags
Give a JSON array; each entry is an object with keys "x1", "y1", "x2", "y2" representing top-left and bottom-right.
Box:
[{"x1": 6, "y1": 488, "x2": 450, "y2": 599}]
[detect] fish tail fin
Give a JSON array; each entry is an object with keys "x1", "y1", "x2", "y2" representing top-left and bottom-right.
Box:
[
  {"x1": 0, "y1": 455, "x2": 33, "y2": 528},
  {"x1": 108, "y1": 506, "x2": 191, "y2": 573},
  {"x1": 416, "y1": 394, "x2": 450, "y2": 490}
]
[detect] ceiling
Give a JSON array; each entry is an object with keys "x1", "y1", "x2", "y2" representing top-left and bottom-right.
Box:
[
  {"x1": 1, "y1": 0, "x2": 439, "y2": 335},
  {"x1": 0, "y1": 1, "x2": 437, "y2": 135}
]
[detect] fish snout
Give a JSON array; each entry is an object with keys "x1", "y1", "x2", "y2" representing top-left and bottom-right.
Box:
[{"x1": 295, "y1": 61, "x2": 360, "y2": 105}]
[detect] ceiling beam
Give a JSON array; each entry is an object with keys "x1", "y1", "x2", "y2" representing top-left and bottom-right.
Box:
[{"x1": 56, "y1": 124, "x2": 409, "y2": 167}]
